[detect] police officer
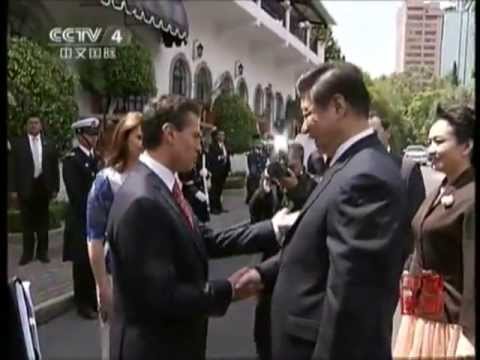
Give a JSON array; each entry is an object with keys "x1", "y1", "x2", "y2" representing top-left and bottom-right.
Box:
[{"x1": 62, "y1": 117, "x2": 101, "y2": 319}]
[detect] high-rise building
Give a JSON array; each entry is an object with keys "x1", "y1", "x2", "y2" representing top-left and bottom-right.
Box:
[
  {"x1": 396, "y1": 0, "x2": 444, "y2": 76},
  {"x1": 440, "y1": 1, "x2": 475, "y2": 87}
]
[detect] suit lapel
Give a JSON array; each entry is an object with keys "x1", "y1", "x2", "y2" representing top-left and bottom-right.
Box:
[
  {"x1": 282, "y1": 161, "x2": 345, "y2": 247},
  {"x1": 145, "y1": 166, "x2": 209, "y2": 262},
  {"x1": 282, "y1": 133, "x2": 382, "y2": 247}
]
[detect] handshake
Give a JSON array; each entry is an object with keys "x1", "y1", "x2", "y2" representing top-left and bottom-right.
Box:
[{"x1": 228, "y1": 267, "x2": 263, "y2": 301}]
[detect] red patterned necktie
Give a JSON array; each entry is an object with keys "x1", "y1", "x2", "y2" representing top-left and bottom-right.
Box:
[{"x1": 172, "y1": 180, "x2": 194, "y2": 229}]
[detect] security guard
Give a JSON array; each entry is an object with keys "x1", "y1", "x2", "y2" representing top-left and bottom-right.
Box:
[{"x1": 62, "y1": 117, "x2": 101, "y2": 319}]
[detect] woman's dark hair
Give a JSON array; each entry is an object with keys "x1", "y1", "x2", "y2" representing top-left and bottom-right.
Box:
[
  {"x1": 142, "y1": 94, "x2": 200, "y2": 150},
  {"x1": 106, "y1": 112, "x2": 143, "y2": 172},
  {"x1": 436, "y1": 104, "x2": 475, "y2": 166},
  {"x1": 436, "y1": 104, "x2": 474, "y2": 144}
]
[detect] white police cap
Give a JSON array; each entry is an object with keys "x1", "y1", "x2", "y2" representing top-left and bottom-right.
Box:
[{"x1": 71, "y1": 117, "x2": 100, "y2": 134}]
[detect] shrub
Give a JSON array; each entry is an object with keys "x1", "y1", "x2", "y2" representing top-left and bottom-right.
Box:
[
  {"x1": 212, "y1": 94, "x2": 257, "y2": 154},
  {"x1": 8, "y1": 36, "x2": 78, "y2": 154},
  {"x1": 7, "y1": 201, "x2": 68, "y2": 233}
]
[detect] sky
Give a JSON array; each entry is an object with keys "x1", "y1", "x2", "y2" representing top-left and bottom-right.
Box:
[{"x1": 322, "y1": 1, "x2": 457, "y2": 78}]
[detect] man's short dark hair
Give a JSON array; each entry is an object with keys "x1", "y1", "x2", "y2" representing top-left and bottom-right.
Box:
[
  {"x1": 288, "y1": 142, "x2": 304, "y2": 163},
  {"x1": 296, "y1": 62, "x2": 370, "y2": 118},
  {"x1": 26, "y1": 115, "x2": 41, "y2": 123},
  {"x1": 142, "y1": 95, "x2": 200, "y2": 150}
]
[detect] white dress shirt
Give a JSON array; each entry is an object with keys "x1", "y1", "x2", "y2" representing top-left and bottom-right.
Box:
[
  {"x1": 28, "y1": 134, "x2": 43, "y2": 178},
  {"x1": 139, "y1": 151, "x2": 179, "y2": 192},
  {"x1": 329, "y1": 128, "x2": 374, "y2": 167},
  {"x1": 78, "y1": 144, "x2": 94, "y2": 158}
]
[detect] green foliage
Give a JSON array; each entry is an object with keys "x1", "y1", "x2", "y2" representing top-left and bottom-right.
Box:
[
  {"x1": 8, "y1": 36, "x2": 78, "y2": 154},
  {"x1": 8, "y1": 201, "x2": 67, "y2": 233},
  {"x1": 366, "y1": 67, "x2": 474, "y2": 150},
  {"x1": 312, "y1": 25, "x2": 344, "y2": 62},
  {"x1": 77, "y1": 40, "x2": 156, "y2": 99},
  {"x1": 212, "y1": 94, "x2": 257, "y2": 154}
]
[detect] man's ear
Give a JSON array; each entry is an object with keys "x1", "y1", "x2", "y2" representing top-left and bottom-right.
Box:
[
  {"x1": 331, "y1": 94, "x2": 347, "y2": 117},
  {"x1": 161, "y1": 123, "x2": 176, "y2": 144},
  {"x1": 462, "y1": 139, "x2": 473, "y2": 157}
]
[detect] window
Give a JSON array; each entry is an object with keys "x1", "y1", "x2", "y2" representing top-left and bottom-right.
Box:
[
  {"x1": 407, "y1": 14, "x2": 423, "y2": 20},
  {"x1": 406, "y1": 52, "x2": 421, "y2": 57},
  {"x1": 425, "y1": 22, "x2": 437, "y2": 28},
  {"x1": 407, "y1": 37, "x2": 420, "y2": 43},
  {"x1": 219, "y1": 72, "x2": 234, "y2": 95},
  {"x1": 425, "y1": 15, "x2": 438, "y2": 20},
  {"x1": 424, "y1": 45, "x2": 435, "y2": 50},
  {"x1": 409, "y1": 45, "x2": 422, "y2": 50},
  {"x1": 236, "y1": 78, "x2": 249, "y2": 105},
  {"x1": 425, "y1": 30, "x2": 436, "y2": 35},
  {"x1": 415, "y1": 30, "x2": 422, "y2": 35},
  {"x1": 264, "y1": 86, "x2": 273, "y2": 122},
  {"x1": 424, "y1": 52, "x2": 435, "y2": 57},
  {"x1": 170, "y1": 56, "x2": 191, "y2": 97},
  {"x1": 424, "y1": 60, "x2": 435, "y2": 65},
  {"x1": 254, "y1": 85, "x2": 264, "y2": 116},
  {"x1": 194, "y1": 65, "x2": 212, "y2": 104},
  {"x1": 275, "y1": 92, "x2": 284, "y2": 123},
  {"x1": 425, "y1": 37, "x2": 436, "y2": 43}
]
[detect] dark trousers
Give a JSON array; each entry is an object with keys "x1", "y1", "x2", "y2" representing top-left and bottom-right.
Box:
[
  {"x1": 18, "y1": 177, "x2": 50, "y2": 260},
  {"x1": 72, "y1": 260, "x2": 97, "y2": 311},
  {"x1": 246, "y1": 175, "x2": 261, "y2": 204},
  {"x1": 254, "y1": 294, "x2": 272, "y2": 360},
  {"x1": 209, "y1": 174, "x2": 226, "y2": 211}
]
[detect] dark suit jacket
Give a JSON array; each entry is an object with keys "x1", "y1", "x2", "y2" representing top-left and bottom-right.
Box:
[
  {"x1": 390, "y1": 154, "x2": 426, "y2": 261},
  {"x1": 257, "y1": 134, "x2": 408, "y2": 360},
  {"x1": 9, "y1": 135, "x2": 59, "y2": 199},
  {"x1": 106, "y1": 162, "x2": 277, "y2": 360},
  {"x1": 62, "y1": 147, "x2": 99, "y2": 262},
  {"x1": 207, "y1": 141, "x2": 231, "y2": 178},
  {"x1": 409, "y1": 168, "x2": 475, "y2": 328},
  {"x1": 461, "y1": 202, "x2": 475, "y2": 344}
]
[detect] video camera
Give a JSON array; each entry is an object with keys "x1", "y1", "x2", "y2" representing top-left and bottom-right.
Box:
[{"x1": 267, "y1": 150, "x2": 289, "y2": 180}]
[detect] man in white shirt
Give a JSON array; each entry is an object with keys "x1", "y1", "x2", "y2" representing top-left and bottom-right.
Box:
[{"x1": 10, "y1": 116, "x2": 59, "y2": 265}]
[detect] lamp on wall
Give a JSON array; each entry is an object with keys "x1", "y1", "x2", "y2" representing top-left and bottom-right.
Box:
[
  {"x1": 235, "y1": 60, "x2": 244, "y2": 78},
  {"x1": 193, "y1": 39, "x2": 204, "y2": 60}
]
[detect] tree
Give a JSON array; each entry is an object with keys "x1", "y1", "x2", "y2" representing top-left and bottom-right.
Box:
[
  {"x1": 450, "y1": 61, "x2": 459, "y2": 86},
  {"x1": 212, "y1": 94, "x2": 257, "y2": 154},
  {"x1": 8, "y1": 36, "x2": 78, "y2": 154},
  {"x1": 311, "y1": 24, "x2": 344, "y2": 62},
  {"x1": 77, "y1": 39, "x2": 157, "y2": 119}
]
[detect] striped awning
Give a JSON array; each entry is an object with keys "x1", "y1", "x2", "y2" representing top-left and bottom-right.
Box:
[{"x1": 99, "y1": 0, "x2": 189, "y2": 46}]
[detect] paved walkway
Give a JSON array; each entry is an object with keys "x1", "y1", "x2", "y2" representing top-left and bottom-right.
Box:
[{"x1": 8, "y1": 226, "x2": 73, "y2": 306}]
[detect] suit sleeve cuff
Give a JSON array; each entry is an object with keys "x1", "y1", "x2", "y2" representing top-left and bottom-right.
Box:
[{"x1": 204, "y1": 280, "x2": 233, "y2": 317}]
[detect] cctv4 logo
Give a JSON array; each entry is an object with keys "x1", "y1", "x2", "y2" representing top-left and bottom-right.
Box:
[{"x1": 49, "y1": 27, "x2": 124, "y2": 46}]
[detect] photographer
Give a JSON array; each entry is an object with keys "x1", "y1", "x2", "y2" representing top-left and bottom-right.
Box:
[
  {"x1": 245, "y1": 136, "x2": 268, "y2": 204},
  {"x1": 248, "y1": 142, "x2": 317, "y2": 360}
]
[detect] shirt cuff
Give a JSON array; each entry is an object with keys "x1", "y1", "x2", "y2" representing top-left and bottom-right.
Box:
[{"x1": 271, "y1": 220, "x2": 281, "y2": 242}]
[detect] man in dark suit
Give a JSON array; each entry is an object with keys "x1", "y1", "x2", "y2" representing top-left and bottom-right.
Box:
[
  {"x1": 249, "y1": 142, "x2": 317, "y2": 360},
  {"x1": 10, "y1": 116, "x2": 59, "y2": 265},
  {"x1": 236, "y1": 63, "x2": 408, "y2": 359},
  {"x1": 368, "y1": 114, "x2": 426, "y2": 261},
  {"x1": 106, "y1": 95, "x2": 294, "y2": 360},
  {"x1": 62, "y1": 117, "x2": 101, "y2": 319},
  {"x1": 245, "y1": 137, "x2": 268, "y2": 204},
  {"x1": 207, "y1": 129, "x2": 231, "y2": 214}
]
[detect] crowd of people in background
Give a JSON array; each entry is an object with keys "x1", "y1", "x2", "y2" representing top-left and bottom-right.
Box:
[{"x1": 7, "y1": 61, "x2": 475, "y2": 359}]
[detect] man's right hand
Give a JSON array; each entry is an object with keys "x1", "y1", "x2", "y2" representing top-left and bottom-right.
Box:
[
  {"x1": 232, "y1": 267, "x2": 263, "y2": 301},
  {"x1": 96, "y1": 282, "x2": 113, "y2": 323},
  {"x1": 10, "y1": 192, "x2": 18, "y2": 200}
]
